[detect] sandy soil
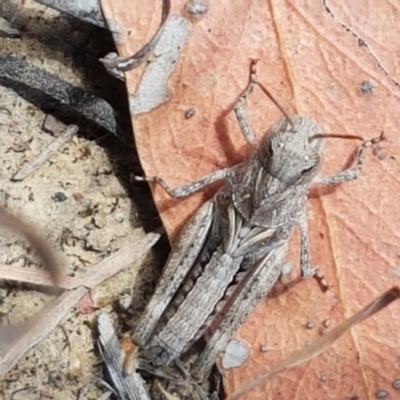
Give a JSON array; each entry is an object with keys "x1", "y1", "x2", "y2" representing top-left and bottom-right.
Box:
[{"x1": 0, "y1": 1, "x2": 167, "y2": 399}]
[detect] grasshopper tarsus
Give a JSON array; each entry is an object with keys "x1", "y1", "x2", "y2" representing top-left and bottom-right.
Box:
[
  {"x1": 314, "y1": 269, "x2": 330, "y2": 292},
  {"x1": 370, "y1": 131, "x2": 386, "y2": 145},
  {"x1": 248, "y1": 58, "x2": 259, "y2": 78}
]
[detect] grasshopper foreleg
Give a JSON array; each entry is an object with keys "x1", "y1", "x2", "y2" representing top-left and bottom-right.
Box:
[
  {"x1": 233, "y1": 63, "x2": 258, "y2": 147},
  {"x1": 134, "y1": 169, "x2": 229, "y2": 199},
  {"x1": 314, "y1": 132, "x2": 385, "y2": 186}
]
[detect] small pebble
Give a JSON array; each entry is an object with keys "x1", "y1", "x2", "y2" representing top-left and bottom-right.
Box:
[
  {"x1": 0, "y1": 108, "x2": 12, "y2": 125},
  {"x1": 375, "y1": 389, "x2": 389, "y2": 399},
  {"x1": 73, "y1": 193, "x2": 84, "y2": 202},
  {"x1": 119, "y1": 291, "x2": 133, "y2": 310},
  {"x1": 43, "y1": 114, "x2": 66, "y2": 136},
  {"x1": 359, "y1": 80, "x2": 374, "y2": 96},
  {"x1": 52, "y1": 192, "x2": 67, "y2": 202},
  {"x1": 187, "y1": 0, "x2": 209, "y2": 15},
  {"x1": 185, "y1": 108, "x2": 196, "y2": 119},
  {"x1": 306, "y1": 322, "x2": 315, "y2": 330},
  {"x1": 93, "y1": 213, "x2": 107, "y2": 229},
  {"x1": 221, "y1": 339, "x2": 250, "y2": 369}
]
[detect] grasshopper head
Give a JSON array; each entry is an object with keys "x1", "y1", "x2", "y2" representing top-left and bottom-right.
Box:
[{"x1": 258, "y1": 115, "x2": 324, "y2": 186}]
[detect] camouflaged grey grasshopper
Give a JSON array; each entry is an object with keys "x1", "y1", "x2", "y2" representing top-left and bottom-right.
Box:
[{"x1": 133, "y1": 60, "x2": 385, "y2": 380}]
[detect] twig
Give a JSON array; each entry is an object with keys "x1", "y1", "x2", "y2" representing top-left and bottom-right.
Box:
[
  {"x1": 0, "y1": 54, "x2": 118, "y2": 135},
  {"x1": 0, "y1": 231, "x2": 160, "y2": 377},
  {"x1": 12, "y1": 124, "x2": 78, "y2": 181},
  {"x1": 97, "y1": 392, "x2": 113, "y2": 400},
  {"x1": 99, "y1": 0, "x2": 171, "y2": 78},
  {"x1": 0, "y1": 264, "x2": 92, "y2": 289}
]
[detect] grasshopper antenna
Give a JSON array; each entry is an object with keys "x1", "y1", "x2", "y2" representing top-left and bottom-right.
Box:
[
  {"x1": 247, "y1": 59, "x2": 296, "y2": 131},
  {"x1": 309, "y1": 131, "x2": 386, "y2": 143},
  {"x1": 310, "y1": 133, "x2": 363, "y2": 141}
]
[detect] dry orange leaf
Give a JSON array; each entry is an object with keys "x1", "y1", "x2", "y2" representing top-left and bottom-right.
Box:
[
  {"x1": 227, "y1": 287, "x2": 400, "y2": 399},
  {"x1": 101, "y1": 0, "x2": 400, "y2": 398}
]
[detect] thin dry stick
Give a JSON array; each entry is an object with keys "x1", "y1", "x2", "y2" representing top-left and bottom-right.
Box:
[
  {"x1": 0, "y1": 231, "x2": 160, "y2": 377},
  {"x1": 12, "y1": 124, "x2": 78, "y2": 181},
  {"x1": 156, "y1": 382, "x2": 180, "y2": 400},
  {"x1": 99, "y1": 0, "x2": 171, "y2": 74},
  {"x1": 226, "y1": 287, "x2": 400, "y2": 400},
  {"x1": 0, "y1": 264, "x2": 92, "y2": 289},
  {"x1": 0, "y1": 16, "x2": 20, "y2": 37},
  {"x1": 0, "y1": 207, "x2": 62, "y2": 284},
  {"x1": 97, "y1": 392, "x2": 113, "y2": 400}
]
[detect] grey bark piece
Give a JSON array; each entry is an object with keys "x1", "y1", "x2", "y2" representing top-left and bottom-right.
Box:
[
  {"x1": 33, "y1": 0, "x2": 107, "y2": 28},
  {"x1": 97, "y1": 313, "x2": 150, "y2": 400},
  {"x1": 0, "y1": 54, "x2": 118, "y2": 135},
  {"x1": 12, "y1": 124, "x2": 78, "y2": 181},
  {"x1": 129, "y1": 16, "x2": 191, "y2": 115}
]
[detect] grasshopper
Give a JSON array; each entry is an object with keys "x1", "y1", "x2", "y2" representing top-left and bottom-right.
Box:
[{"x1": 133, "y1": 60, "x2": 384, "y2": 380}]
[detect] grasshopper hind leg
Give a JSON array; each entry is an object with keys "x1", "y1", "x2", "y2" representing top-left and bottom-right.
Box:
[{"x1": 191, "y1": 244, "x2": 288, "y2": 379}]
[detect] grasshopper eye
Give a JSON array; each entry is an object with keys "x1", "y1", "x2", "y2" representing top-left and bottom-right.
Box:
[
  {"x1": 267, "y1": 138, "x2": 283, "y2": 155},
  {"x1": 301, "y1": 166, "x2": 315, "y2": 175},
  {"x1": 268, "y1": 141, "x2": 274, "y2": 155},
  {"x1": 301, "y1": 154, "x2": 318, "y2": 176}
]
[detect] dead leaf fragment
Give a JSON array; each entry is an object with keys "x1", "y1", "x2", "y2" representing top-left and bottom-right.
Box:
[
  {"x1": 227, "y1": 287, "x2": 400, "y2": 400},
  {"x1": 101, "y1": 0, "x2": 400, "y2": 398}
]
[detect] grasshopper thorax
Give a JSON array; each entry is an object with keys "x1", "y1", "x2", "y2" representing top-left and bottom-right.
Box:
[{"x1": 258, "y1": 115, "x2": 324, "y2": 186}]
